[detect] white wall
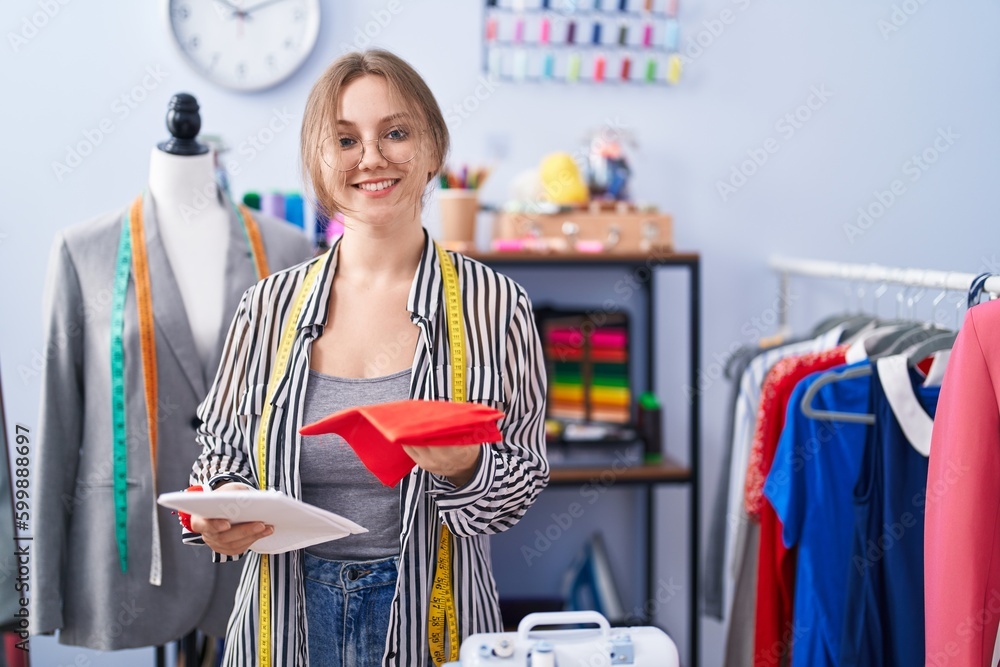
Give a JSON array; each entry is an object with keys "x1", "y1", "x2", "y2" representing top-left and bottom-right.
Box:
[{"x1": 2, "y1": 0, "x2": 998, "y2": 665}]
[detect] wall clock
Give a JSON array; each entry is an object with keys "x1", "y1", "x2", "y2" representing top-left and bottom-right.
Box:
[{"x1": 166, "y1": 0, "x2": 321, "y2": 92}]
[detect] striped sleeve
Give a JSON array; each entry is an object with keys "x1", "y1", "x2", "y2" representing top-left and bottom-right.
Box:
[
  {"x1": 182, "y1": 288, "x2": 259, "y2": 558},
  {"x1": 427, "y1": 290, "x2": 550, "y2": 537}
]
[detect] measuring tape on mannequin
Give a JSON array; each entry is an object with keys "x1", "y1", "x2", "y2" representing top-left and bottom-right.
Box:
[
  {"x1": 110, "y1": 195, "x2": 267, "y2": 584},
  {"x1": 429, "y1": 242, "x2": 464, "y2": 666},
  {"x1": 255, "y1": 256, "x2": 325, "y2": 667}
]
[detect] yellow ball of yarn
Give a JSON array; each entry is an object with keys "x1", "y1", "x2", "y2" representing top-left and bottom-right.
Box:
[{"x1": 539, "y1": 152, "x2": 590, "y2": 205}]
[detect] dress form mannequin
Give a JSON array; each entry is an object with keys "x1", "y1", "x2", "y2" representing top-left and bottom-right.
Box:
[
  {"x1": 148, "y1": 93, "x2": 228, "y2": 369},
  {"x1": 32, "y1": 91, "x2": 313, "y2": 652}
]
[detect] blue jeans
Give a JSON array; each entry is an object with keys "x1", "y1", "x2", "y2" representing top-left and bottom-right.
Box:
[{"x1": 304, "y1": 552, "x2": 398, "y2": 666}]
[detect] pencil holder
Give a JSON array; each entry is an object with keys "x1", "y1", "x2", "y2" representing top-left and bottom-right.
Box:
[{"x1": 438, "y1": 189, "x2": 480, "y2": 251}]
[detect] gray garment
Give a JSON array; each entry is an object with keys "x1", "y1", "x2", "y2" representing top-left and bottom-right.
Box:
[
  {"x1": 301, "y1": 369, "x2": 409, "y2": 560},
  {"x1": 31, "y1": 193, "x2": 313, "y2": 649},
  {"x1": 723, "y1": 519, "x2": 759, "y2": 667},
  {"x1": 701, "y1": 345, "x2": 760, "y2": 619}
]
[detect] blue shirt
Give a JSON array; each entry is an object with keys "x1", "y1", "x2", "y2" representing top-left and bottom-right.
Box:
[
  {"x1": 839, "y1": 361, "x2": 939, "y2": 666},
  {"x1": 764, "y1": 361, "x2": 870, "y2": 667}
]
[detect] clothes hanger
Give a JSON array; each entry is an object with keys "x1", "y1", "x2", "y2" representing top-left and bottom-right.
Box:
[
  {"x1": 905, "y1": 273, "x2": 994, "y2": 371},
  {"x1": 837, "y1": 315, "x2": 877, "y2": 342},
  {"x1": 843, "y1": 319, "x2": 925, "y2": 362},
  {"x1": 878, "y1": 324, "x2": 948, "y2": 358},
  {"x1": 967, "y1": 272, "x2": 992, "y2": 309},
  {"x1": 797, "y1": 274, "x2": 880, "y2": 424},
  {"x1": 904, "y1": 331, "x2": 957, "y2": 369},
  {"x1": 800, "y1": 270, "x2": 994, "y2": 422},
  {"x1": 864, "y1": 282, "x2": 934, "y2": 355},
  {"x1": 834, "y1": 279, "x2": 879, "y2": 344},
  {"x1": 811, "y1": 313, "x2": 858, "y2": 337},
  {"x1": 799, "y1": 363, "x2": 876, "y2": 424},
  {"x1": 811, "y1": 269, "x2": 879, "y2": 338},
  {"x1": 801, "y1": 276, "x2": 929, "y2": 423},
  {"x1": 799, "y1": 326, "x2": 941, "y2": 425},
  {"x1": 861, "y1": 323, "x2": 924, "y2": 355},
  {"x1": 838, "y1": 273, "x2": 926, "y2": 360}
]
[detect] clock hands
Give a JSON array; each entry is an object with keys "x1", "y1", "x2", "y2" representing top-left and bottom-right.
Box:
[
  {"x1": 240, "y1": 0, "x2": 291, "y2": 17},
  {"x1": 211, "y1": 0, "x2": 244, "y2": 16},
  {"x1": 211, "y1": 0, "x2": 288, "y2": 21}
]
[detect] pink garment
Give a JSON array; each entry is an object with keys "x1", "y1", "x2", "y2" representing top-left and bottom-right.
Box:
[{"x1": 926, "y1": 299, "x2": 1000, "y2": 667}]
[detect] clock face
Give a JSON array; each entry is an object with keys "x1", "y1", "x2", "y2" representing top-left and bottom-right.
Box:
[{"x1": 166, "y1": 0, "x2": 320, "y2": 92}]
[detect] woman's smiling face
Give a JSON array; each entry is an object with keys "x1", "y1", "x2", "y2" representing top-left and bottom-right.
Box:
[{"x1": 330, "y1": 74, "x2": 432, "y2": 226}]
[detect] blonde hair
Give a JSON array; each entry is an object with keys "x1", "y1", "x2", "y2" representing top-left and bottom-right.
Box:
[{"x1": 300, "y1": 49, "x2": 449, "y2": 218}]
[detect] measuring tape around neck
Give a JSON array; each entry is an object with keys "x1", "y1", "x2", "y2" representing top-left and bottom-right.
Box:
[
  {"x1": 110, "y1": 194, "x2": 268, "y2": 583},
  {"x1": 255, "y1": 256, "x2": 326, "y2": 667},
  {"x1": 251, "y1": 243, "x2": 463, "y2": 665},
  {"x1": 429, "y1": 242, "x2": 464, "y2": 666}
]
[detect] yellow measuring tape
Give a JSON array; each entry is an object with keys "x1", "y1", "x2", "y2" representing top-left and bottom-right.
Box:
[
  {"x1": 253, "y1": 245, "x2": 463, "y2": 665},
  {"x1": 255, "y1": 255, "x2": 326, "y2": 667},
  {"x1": 429, "y1": 242, "x2": 464, "y2": 666}
]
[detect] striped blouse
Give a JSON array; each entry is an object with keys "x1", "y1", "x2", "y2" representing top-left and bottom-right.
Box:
[{"x1": 184, "y1": 229, "x2": 549, "y2": 666}]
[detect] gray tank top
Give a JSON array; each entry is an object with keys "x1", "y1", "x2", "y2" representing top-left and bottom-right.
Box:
[{"x1": 300, "y1": 368, "x2": 410, "y2": 560}]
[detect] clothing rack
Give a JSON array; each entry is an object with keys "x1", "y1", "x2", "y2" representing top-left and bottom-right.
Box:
[{"x1": 769, "y1": 256, "x2": 1000, "y2": 330}]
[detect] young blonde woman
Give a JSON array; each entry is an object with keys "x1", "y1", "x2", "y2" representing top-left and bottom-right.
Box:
[{"x1": 184, "y1": 50, "x2": 549, "y2": 666}]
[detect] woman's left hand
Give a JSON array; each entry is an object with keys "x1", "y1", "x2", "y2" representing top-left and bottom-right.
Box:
[{"x1": 402, "y1": 444, "x2": 482, "y2": 487}]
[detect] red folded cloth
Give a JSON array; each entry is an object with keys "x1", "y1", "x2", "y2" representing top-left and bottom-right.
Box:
[{"x1": 299, "y1": 399, "x2": 505, "y2": 486}]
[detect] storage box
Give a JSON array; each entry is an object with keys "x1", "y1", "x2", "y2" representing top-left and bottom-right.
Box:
[{"x1": 493, "y1": 207, "x2": 673, "y2": 254}]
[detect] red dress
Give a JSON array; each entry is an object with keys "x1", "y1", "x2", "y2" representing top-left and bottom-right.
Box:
[{"x1": 745, "y1": 346, "x2": 848, "y2": 666}]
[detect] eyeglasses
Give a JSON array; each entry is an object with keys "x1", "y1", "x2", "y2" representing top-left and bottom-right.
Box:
[{"x1": 320, "y1": 126, "x2": 422, "y2": 171}]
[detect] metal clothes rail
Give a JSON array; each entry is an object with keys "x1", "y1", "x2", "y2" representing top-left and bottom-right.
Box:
[{"x1": 769, "y1": 256, "x2": 1000, "y2": 329}]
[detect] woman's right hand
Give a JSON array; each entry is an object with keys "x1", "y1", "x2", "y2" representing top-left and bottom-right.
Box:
[{"x1": 189, "y1": 483, "x2": 274, "y2": 557}]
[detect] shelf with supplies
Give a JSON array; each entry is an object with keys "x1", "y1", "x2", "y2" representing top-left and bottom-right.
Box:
[
  {"x1": 549, "y1": 455, "x2": 692, "y2": 485},
  {"x1": 466, "y1": 247, "x2": 701, "y2": 667},
  {"x1": 482, "y1": 0, "x2": 683, "y2": 85}
]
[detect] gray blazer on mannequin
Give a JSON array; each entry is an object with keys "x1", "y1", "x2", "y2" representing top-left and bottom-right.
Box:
[{"x1": 30, "y1": 194, "x2": 313, "y2": 650}]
